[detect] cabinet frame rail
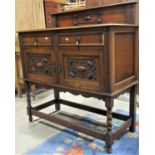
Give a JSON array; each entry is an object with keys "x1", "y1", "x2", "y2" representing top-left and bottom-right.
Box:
[{"x1": 31, "y1": 98, "x2": 132, "y2": 142}]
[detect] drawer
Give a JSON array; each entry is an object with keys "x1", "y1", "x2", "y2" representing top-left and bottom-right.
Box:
[
  {"x1": 72, "y1": 11, "x2": 103, "y2": 26},
  {"x1": 55, "y1": 10, "x2": 103, "y2": 27},
  {"x1": 58, "y1": 32, "x2": 104, "y2": 46},
  {"x1": 22, "y1": 47, "x2": 53, "y2": 54},
  {"x1": 21, "y1": 35, "x2": 53, "y2": 46},
  {"x1": 22, "y1": 36, "x2": 35, "y2": 45}
]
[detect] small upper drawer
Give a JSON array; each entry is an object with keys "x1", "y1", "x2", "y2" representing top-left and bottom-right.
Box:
[
  {"x1": 22, "y1": 36, "x2": 35, "y2": 45},
  {"x1": 21, "y1": 35, "x2": 53, "y2": 46},
  {"x1": 72, "y1": 12, "x2": 102, "y2": 26},
  {"x1": 58, "y1": 32, "x2": 104, "y2": 46},
  {"x1": 37, "y1": 36, "x2": 52, "y2": 45}
]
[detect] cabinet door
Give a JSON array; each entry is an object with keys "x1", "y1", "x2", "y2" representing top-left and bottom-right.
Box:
[
  {"x1": 58, "y1": 47, "x2": 104, "y2": 91},
  {"x1": 23, "y1": 47, "x2": 56, "y2": 85}
]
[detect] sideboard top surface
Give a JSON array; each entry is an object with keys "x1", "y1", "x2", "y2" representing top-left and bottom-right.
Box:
[{"x1": 17, "y1": 23, "x2": 138, "y2": 33}]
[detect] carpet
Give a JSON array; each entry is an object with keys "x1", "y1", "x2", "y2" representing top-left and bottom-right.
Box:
[{"x1": 25, "y1": 110, "x2": 139, "y2": 155}]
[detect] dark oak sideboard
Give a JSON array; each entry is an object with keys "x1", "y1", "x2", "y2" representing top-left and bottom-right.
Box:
[{"x1": 18, "y1": 23, "x2": 138, "y2": 153}]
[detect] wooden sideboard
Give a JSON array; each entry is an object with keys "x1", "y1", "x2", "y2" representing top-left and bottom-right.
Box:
[{"x1": 18, "y1": 23, "x2": 138, "y2": 153}]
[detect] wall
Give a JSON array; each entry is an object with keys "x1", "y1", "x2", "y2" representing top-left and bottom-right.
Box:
[{"x1": 16, "y1": 0, "x2": 45, "y2": 31}]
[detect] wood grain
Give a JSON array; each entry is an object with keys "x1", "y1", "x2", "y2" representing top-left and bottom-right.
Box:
[{"x1": 86, "y1": 0, "x2": 138, "y2": 7}]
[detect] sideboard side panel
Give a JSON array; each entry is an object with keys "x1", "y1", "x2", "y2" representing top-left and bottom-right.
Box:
[
  {"x1": 110, "y1": 27, "x2": 137, "y2": 92},
  {"x1": 115, "y1": 32, "x2": 134, "y2": 82}
]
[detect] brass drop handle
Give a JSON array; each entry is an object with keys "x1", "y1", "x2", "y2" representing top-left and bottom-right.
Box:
[{"x1": 76, "y1": 36, "x2": 80, "y2": 46}]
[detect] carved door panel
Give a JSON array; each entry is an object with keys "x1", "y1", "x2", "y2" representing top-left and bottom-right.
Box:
[
  {"x1": 58, "y1": 47, "x2": 105, "y2": 91},
  {"x1": 23, "y1": 47, "x2": 56, "y2": 84}
]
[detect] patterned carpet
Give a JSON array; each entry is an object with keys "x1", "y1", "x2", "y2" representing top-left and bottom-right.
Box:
[{"x1": 25, "y1": 110, "x2": 139, "y2": 155}]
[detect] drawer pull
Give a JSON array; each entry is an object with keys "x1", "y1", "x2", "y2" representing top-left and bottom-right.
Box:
[
  {"x1": 76, "y1": 41, "x2": 79, "y2": 46},
  {"x1": 45, "y1": 37, "x2": 49, "y2": 40},
  {"x1": 76, "y1": 36, "x2": 80, "y2": 46},
  {"x1": 34, "y1": 41, "x2": 38, "y2": 46},
  {"x1": 97, "y1": 18, "x2": 102, "y2": 23},
  {"x1": 84, "y1": 15, "x2": 91, "y2": 21},
  {"x1": 34, "y1": 41, "x2": 37, "y2": 46},
  {"x1": 97, "y1": 11, "x2": 102, "y2": 15}
]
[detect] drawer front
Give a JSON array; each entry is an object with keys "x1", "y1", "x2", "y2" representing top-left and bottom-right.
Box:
[
  {"x1": 72, "y1": 11, "x2": 103, "y2": 26},
  {"x1": 58, "y1": 32, "x2": 104, "y2": 46},
  {"x1": 21, "y1": 35, "x2": 53, "y2": 46},
  {"x1": 37, "y1": 36, "x2": 52, "y2": 45},
  {"x1": 22, "y1": 47, "x2": 53, "y2": 54},
  {"x1": 22, "y1": 36, "x2": 35, "y2": 45},
  {"x1": 59, "y1": 47, "x2": 105, "y2": 91},
  {"x1": 22, "y1": 47, "x2": 56, "y2": 84},
  {"x1": 54, "y1": 3, "x2": 136, "y2": 27},
  {"x1": 55, "y1": 10, "x2": 103, "y2": 27}
]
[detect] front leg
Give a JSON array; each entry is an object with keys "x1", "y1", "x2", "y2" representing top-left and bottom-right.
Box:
[
  {"x1": 54, "y1": 89, "x2": 60, "y2": 111},
  {"x1": 25, "y1": 82, "x2": 33, "y2": 122},
  {"x1": 105, "y1": 97, "x2": 114, "y2": 153},
  {"x1": 129, "y1": 85, "x2": 137, "y2": 132}
]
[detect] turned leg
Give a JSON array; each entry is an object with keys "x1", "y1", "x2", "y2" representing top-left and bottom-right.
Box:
[
  {"x1": 25, "y1": 82, "x2": 33, "y2": 122},
  {"x1": 31, "y1": 84, "x2": 36, "y2": 100},
  {"x1": 129, "y1": 85, "x2": 137, "y2": 132},
  {"x1": 105, "y1": 97, "x2": 114, "y2": 153},
  {"x1": 54, "y1": 89, "x2": 60, "y2": 111}
]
